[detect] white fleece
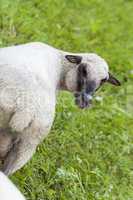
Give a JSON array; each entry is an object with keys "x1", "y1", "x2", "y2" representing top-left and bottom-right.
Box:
[{"x1": 0, "y1": 171, "x2": 26, "y2": 200}]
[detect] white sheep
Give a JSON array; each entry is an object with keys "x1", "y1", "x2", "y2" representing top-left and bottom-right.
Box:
[{"x1": 0, "y1": 42, "x2": 121, "y2": 175}]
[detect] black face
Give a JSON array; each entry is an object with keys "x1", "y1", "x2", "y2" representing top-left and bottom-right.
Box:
[
  {"x1": 74, "y1": 63, "x2": 96, "y2": 109},
  {"x1": 65, "y1": 54, "x2": 121, "y2": 109}
]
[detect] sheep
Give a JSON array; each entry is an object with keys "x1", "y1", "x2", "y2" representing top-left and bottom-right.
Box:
[{"x1": 0, "y1": 42, "x2": 121, "y2": 175}]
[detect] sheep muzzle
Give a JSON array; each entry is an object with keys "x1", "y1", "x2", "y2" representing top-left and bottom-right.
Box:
[{"x1": 74, "y1": 92, "x2": 93, "y2": 109}]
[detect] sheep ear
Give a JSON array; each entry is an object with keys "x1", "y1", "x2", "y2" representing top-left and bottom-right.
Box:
[
  {"x1": 107, "y1": 73, "x2": 121, "y2": 86},
  {"x1": 65, "y1": 55, "x2": 82, "y2": 64}
]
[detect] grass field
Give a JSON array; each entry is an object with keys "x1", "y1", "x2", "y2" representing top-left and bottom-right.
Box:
[{"x1": 0, "y1": 0, "x2": 133, "y2": 199}]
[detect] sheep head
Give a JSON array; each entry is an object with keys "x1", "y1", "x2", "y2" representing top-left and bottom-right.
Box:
[{"x1": 65, "y1": 54, "x2": 121, "y2": 109}]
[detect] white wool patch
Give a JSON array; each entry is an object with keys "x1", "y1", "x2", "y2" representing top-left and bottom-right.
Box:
[
  {"x1": 83, "y1": 53, "x2": 109, "y2": 82},
  {"x1": 0, "y1": 172, "x2": 26, "y2": 200}
]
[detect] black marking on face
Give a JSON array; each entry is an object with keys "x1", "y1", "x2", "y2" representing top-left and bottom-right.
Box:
[
  {"x1": 78, "y1": 63, "x2": 87, "y2": 78},
  {"x1": 86, "y1": 80, "x2": 96, "y2": 94},
  {"x1": 75, "y1": 92, "x2": 92, "y2": 109},
  {"x1": 77, "y1": 63, "x2": 96, "y2": 94},
  {"x1": 75, "y1": 64, "x2": 97, "y2": 109},
  {"x1": 77, "y1": 63, "x2": 87, "y2": 92}
]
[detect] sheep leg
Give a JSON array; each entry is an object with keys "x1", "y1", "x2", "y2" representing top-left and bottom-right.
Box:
[
  {"x1": 1, "y1": 137, "x2": 20, "y2": 175},
  {"x1": 0, "y1": 129, "x2": 13, "y2": 159},
  {"x1": 1, "y1": 130, "x2": 37, "y2": 176},
  {"x1": 2, "y1": 108, "x2": 53, "y2": 175}
]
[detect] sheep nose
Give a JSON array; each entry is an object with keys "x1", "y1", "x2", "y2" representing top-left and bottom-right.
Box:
[{"x1": 74, "y1": 92, "x2": 93, "y2": 109}]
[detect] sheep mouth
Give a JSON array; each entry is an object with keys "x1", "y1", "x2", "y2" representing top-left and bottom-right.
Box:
[{"x1": 74, "y1": 93, "x2": 93, "y2": 109}]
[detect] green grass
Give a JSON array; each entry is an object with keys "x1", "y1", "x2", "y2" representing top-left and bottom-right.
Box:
[{"x1": 0, "y1": 0, "x2": 133, "y2": 199}]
